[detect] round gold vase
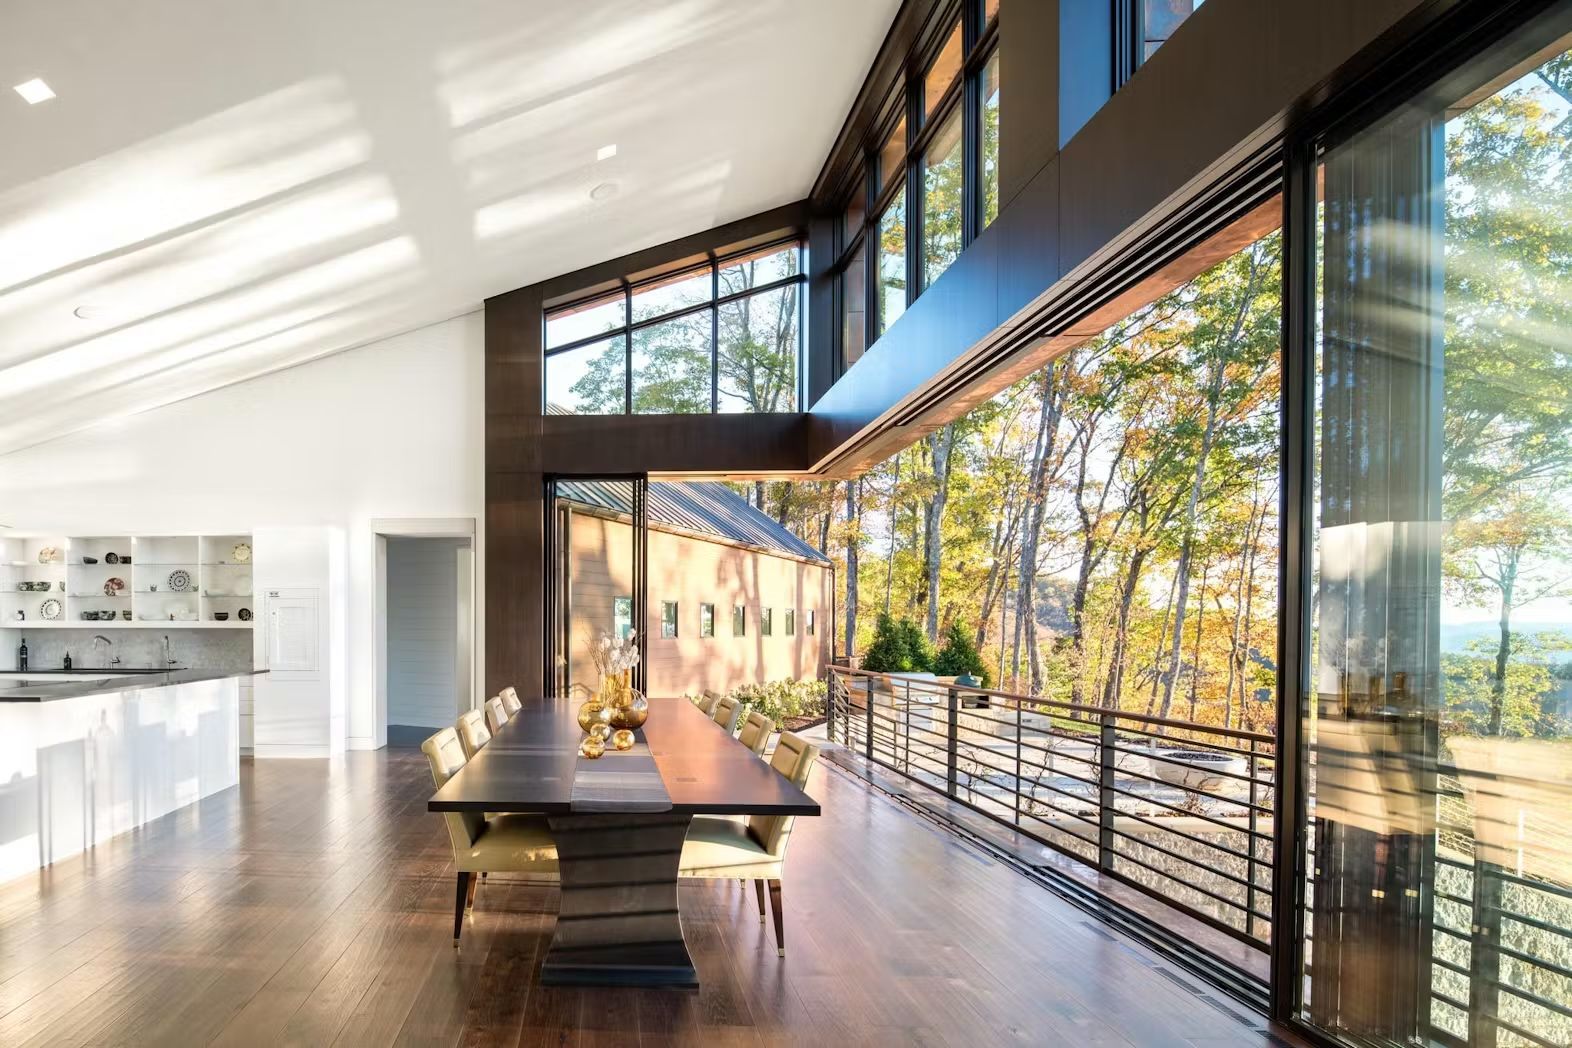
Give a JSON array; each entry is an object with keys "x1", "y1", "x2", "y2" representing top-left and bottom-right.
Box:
[
  {"x1": 611, "y1": 728, "x2": 635, "y2": 751},
  {"x1": 577, "y1": 696, "x2": 611, "y2": 736},
  {"x1": 609, "y1": 689, "x2": 649, "y2": 731},
  {"x1": 579, "y1": 733, "x2": 606, "y2": 759}
]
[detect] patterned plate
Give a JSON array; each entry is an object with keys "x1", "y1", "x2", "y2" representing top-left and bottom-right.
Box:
[
  {"x1": 167, "y1": 569, "x2": 192, "y2": 592},
  {"x1": 40, "y1": 598, "x2": 61, "y2": 620}
]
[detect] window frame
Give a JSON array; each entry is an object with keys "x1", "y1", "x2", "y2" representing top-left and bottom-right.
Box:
[
  {"x1": 732, "y1": 604, "x2": 746, "y2": 637},
  {"x1": 761, "y1": 607, "x2": 774, "y2": 637},
  {"x1": 544, "y1": 239, "x2": 808, "y2": 415},
  {"x1": 700, "y1": 602, "x2": 715, "y2": 638},
  {"x1": 660, "y1": 599, "x2": 678, "y2": 639},
  {"x1": 832, "y1": 0, "x2": 1000, "y2": 376},
  {"x1": 613, "y1": 595, "x2": 633, "y2": 639},
  {"x1": 785, "y1": 608, "x2": 796, "y2": 636},
  {"x1": 807, "y1": 609, "x2": 816, "y2": 636}
]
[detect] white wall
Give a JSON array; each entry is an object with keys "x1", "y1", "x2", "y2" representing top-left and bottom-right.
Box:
[
  {"x1": 0, "y1": 312, "x2": 485, "y2": 750},
  {"x1": 386, "y1": 537, "x2": 466, "y2": 729}
]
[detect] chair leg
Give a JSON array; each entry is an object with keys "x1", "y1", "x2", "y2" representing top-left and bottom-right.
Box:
[
  {"x1": 453, "y1": 872, "x2": 471, "y2": 947},
  {"x1": 465, "y1": 870, "x2": 479, "y2": 917},
  {"x1": 767, "y1": 879, "x2": 785, "y2": 956},
  {"x1": 753, "y1": 879, "x2": 767, "y2": 922}
]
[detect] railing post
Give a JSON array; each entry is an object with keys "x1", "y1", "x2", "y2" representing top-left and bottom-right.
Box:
[
  {"x1": 1014, "y1": 699, "x2": 1022, "y2": 826},
  {"x1": 1246, "y1": 742, "x2": 1258, "y2": 939},
  {"x1": 1098, "y1": 711, "x2": 1116, "y2": 873},
  {"x1": 1469, "y1": 858, "x2": 1503, "y2": 1048},
  {"x1": 827, "y1": 671, "x2": 835, "y2": 740},
  {"x1": 946, "y1": 687, "x2": 959, "y2": 798},
  {"x1": 864, "y1": 676, "x2": 874, "y2": 761}
]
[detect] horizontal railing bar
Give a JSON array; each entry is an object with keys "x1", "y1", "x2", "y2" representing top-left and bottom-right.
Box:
[
  {"x1": 1104, "y1": 758, "x2": 1275, "y2": 814},
  {"x1": 1496, "y1": 981, "x2": 1572, "y2": 1020},
  {"x1": 1107, "y1": 844, "x2": 1260, "y2": 922},
  {"x1": 1108, "y1": 742, "x2": 1274, "y2": 789},
  {"x1": 1431, "y1": 954, "x2": 1470, "y2": 977},
  {"x1": 1109, "y1": 721, "x2": 1275, "y2": 760},
  {"x1": 1102, "y1": 780, "x2": 1274, "y2": 840},
  {"x1": 1490, "y1": 1011, "x2": 1563, "y2": 1048},
  {"x1": 1109, "y1": 806, "x2": 1271, "y2": 871},
  {"x1": 1498, "y1": 942, "x2": 1572, "y2": 984},
  {"x1": 1106, "y1": 825, "x2": 1262, "y2": 894},
  {"x1": 1501, "y1": 907, "x2": 1572, "y2": 939},
  {"x1": 1497, "y1": 868, "x2": 1572, "y2": 902},
  {"x1": 832, "y1": 669, "x2": 1274, "y2": 743}
]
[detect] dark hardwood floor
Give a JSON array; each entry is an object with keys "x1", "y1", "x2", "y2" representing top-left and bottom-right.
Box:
[{"x1": 0, "y1": 746, "x2": 1294, "y2": 1046}]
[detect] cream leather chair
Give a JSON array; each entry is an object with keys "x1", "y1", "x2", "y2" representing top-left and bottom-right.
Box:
[
  {"x1": 711, "y1": 695, "x2": 742, "y2": 733},
  {"x1": 679, "y1": 731, "x2": 819, "y2": 955},
  {"x1": 695, "y1": 689, "x2": 724, "y2": 717},
  {"x1": 484, "y1": 695, "x2": 509, "y2": 734},
  {"x1": 421, "y1": 728, "x2": 558, "y2": 947},
  {"x1": 737, "y1": 710, "x2": 774, "y2": 757},
  {"x1": 456, "y1": 709, "x2": 491, "y2": 759},
  {"x1": 500, "y1": 687, "x2": 522, "y2": 716}
]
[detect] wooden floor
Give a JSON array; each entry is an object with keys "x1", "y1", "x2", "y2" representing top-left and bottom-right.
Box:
[{"x1": 0, "y1": 747, "x2": 1300, "y2": 1046}]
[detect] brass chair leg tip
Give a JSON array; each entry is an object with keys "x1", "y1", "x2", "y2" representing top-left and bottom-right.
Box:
[
  {"x1": 453, "y1": 939, "x2": 461, "y2": 948},
  {"x1": 777, "y1": 948, "x2": 785, "y2": 957},
  {"x1": 758, "y1": 914, "x2": 765, "y2": 922}
]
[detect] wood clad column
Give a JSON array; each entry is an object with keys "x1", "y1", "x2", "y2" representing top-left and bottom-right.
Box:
[{"x1": 486, "y1": 286, "x2": 545, "y2": 698}]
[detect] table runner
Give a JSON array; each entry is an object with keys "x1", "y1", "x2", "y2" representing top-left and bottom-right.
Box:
[{"x1": 569, "y1": 731, "x2": 672, "y2": 812}]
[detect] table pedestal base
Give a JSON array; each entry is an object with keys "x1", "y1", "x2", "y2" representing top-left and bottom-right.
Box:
[{"x1": 542, "y1": 812, "x2": 696, "y2": 988}]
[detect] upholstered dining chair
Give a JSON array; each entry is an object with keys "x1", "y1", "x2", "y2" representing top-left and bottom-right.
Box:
[
  {"x1": 500, "y1": 687, "x2": 522, "y2": 716},
  {"x1": 695, "y1": 689, "x2": 724, "y2": 717},
  {"x1": 484, "y1": 695, "x2": 509, "y2": 734},
  {"x1": 456, "y1": 709, "x2": 491, "y2": 759},
  {"x1": 421, "y1": 727, "x2": 558, "y2": 947},
  {"x1": 678, "y1": 731, "x2": 820, "y2": 956},
  {"x1": 737, "y1": 710, "x2": 774, "y2": 757},
  {"x1": 711, "y1": 695, "x2": 742, "y2": 733}
]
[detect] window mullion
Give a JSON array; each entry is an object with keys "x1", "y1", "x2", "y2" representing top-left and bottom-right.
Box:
[
  {"x1": 711, "y1": 265, "x2": 719, "y2": 414},
  {"x1": 623, "y1": 285, "x2": 633, "y2": 414}
]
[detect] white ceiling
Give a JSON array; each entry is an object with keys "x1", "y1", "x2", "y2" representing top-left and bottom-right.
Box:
[{"x1": 0, "y1": 0, "x2": 896, "y2": 455}]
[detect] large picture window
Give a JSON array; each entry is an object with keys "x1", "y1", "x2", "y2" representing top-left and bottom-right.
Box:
[
  {"x1": 543, "y1": 242, "x2": 805, "y2": 415},
  {"x1": 833, "y1": 0, "x2": 999, "y2": 374}
]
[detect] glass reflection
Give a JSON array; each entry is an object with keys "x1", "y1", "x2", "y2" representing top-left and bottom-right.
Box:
[{"x1": 1306, "y1": 36, "x2": 1572, "y2": 1048}]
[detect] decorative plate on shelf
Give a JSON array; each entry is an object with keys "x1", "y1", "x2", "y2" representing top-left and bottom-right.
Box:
[
  {"x1": 38, "y1": 546, "x2": 60, "y2": 564},
  {"x1": 40, "y1": 598, "x2": 61, "y2": 620},
  {"x1": 104, "y1": 577, "x2": 125, "y2": 595},
  {"x1": 238, "y1": 607, "x2": 253, "y2": 621},
  {"x1": 167, "y1": 569, "x2": 192, "y2": 592},
  {"x1": 232, "y1": 542, "x2": 251, "y2": 564},
  {"x1": 105, "y1": 552, "x2": 120, "y2": 564}
]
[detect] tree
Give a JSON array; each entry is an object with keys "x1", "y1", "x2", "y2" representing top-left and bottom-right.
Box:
[{"x1": 935, "y1": 622, "x2": 990, "y2": 685}]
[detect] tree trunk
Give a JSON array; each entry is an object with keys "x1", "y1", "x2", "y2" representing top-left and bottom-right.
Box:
[
  {"x1": 923, "y1": 424, "x2": 957, "y2": 643},
  {"x1": 1016, "y1": 365, "x2": 1062, "y2": 696},
  {"x1": 1100, "y1": 545, "x2": 1149, "y2": 710},
  {"x1": 1188, "y1": 560, "x2": 1210, "y2": 722},
  {"x1": 844, "y1": 479, "x2": 860, "y2": 660},
  {"x1": 884, "y1": 453, "x2": 900, "y2": 616},
  {"x1": 1488, "y1": 552, "x2": 1519, "y2": 737}
]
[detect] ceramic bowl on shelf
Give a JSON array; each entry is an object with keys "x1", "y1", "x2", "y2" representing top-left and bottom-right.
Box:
[
  {"x1": 81, "y1": 556, "x2": 98, "y2": 565},
  {"x1": 238, "y1": 607, "x2": 252, "y2": 621},
  {"x1": 213, "y1": 612, "x2": 230, "y2": 621}
]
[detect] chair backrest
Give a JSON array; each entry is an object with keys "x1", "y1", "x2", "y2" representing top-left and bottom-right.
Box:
[
  {"x1": 695, "y1": 690, "x2": 723, "y2": 716},
  {"x1": 711, "y1": 695, "x2": 741, "y2": 733},
  {"x1": 457, "y1": 709, "x2": 491, "y2": 758},
  {"x1": 421, "y1": 728, "x2": 483, "y2": 850},
  {"x1": 500, "y1": 687, "x2": 522, "y2": 715},
  {"x1": 737, "y1": 710, "x2": 774, "y2": 756},
  {"x1": 747, "y1": 731, "x2": 820, "y2": 858},
  {"x1": 485, "y1": 695, "x2": 508, "y2": 733}
]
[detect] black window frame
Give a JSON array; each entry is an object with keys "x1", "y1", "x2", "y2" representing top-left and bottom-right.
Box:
[
  {"x1": 832, "y1": 0, "x2": 1000, "y2": 377},
  {"x1": 700, "y1": 602, "x2": 715, "y2": 638},
  {"x1": 807, "y1": 608, "x2": 816, "y2": 636},
  {"x1": 761, "y1": 607, "x2": 774, "y2": 637},
  {"x1": 660, "y1": 599, "x2": 678, "y2": 639},
  {"x1": 785, "y1": 608, "x2": 796, "y2": 636},
  {"x1": 732, "y1": 604, "x2": 746, "y2": 637},
  {"x1": 544, "y1": 239, "x2": 808, "y2": 415}
]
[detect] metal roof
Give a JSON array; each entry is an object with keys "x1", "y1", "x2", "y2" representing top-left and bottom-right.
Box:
[{"x1": 556, "y1": 480, "x2": 829, "y2": 564}]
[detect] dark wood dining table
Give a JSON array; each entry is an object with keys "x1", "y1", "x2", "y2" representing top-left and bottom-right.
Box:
[{"x1": 427, "y1": 696, "x2": 819, "y2": 988}]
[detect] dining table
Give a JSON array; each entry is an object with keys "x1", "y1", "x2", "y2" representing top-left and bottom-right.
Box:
[{"x1": 427, "y1": 695, "x2": 819, "y2": 988}]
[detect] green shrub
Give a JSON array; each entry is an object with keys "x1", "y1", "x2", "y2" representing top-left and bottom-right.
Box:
[
  {"x1": 729, "y1": 678, "x2": 827, "y2": 724},
  {"x1": 862, "y1": 613, "x2": 936, "y2": 673},
  {"x1": 935, "y1": 622, "x2": 990, "y2": 686}
]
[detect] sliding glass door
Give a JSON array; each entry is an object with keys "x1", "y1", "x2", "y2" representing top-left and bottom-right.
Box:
[{"x1": 1296, "y1": 14, "x2": 1572, "y2": 1046}]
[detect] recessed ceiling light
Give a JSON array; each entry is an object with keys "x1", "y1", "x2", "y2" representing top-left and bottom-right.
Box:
[
  {"x1": 596, "y1": 143, "x2": 617, "y2": 162},
  {"x1": 14, "y1": 78, "x2": 55, "y2": 104},
  {"x1": 590, "y1": 181, "x2": 619, "y2": 201}
]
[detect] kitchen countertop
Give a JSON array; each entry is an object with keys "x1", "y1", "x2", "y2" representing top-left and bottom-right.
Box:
[{"x1": 0, "y1": 668, "x2": 266, "y2": 703}]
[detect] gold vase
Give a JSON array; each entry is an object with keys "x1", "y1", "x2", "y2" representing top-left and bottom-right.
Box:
[
  {"x1": 610, "y1": 688, "x2": 649, "y2": 731},
  {"x1": 577, "y1": 694, "x2": 611, "y2": 736},
  {"x1": 611, "y1": 728, "x2": 635, "y2": 751},
  {"x1": 579, "y1": 733, "x2": 606, "y2": 759}
]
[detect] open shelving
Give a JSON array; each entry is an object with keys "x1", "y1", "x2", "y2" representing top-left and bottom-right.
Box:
[{"x1": 1, "y1": 533, "x2": 254, "y2": 629}]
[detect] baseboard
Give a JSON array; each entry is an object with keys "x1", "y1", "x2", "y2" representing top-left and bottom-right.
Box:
[
  {"x1": 346, "y1": 735, "x2": 384, "y2": 751},
  {"x1": 252, "y1": 743, "x2": 334, "y2": 759}
]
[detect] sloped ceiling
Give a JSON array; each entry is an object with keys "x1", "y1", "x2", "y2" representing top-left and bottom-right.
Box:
[{"x1": 0, "y1": 0, "x2": 896, "y2": 454}]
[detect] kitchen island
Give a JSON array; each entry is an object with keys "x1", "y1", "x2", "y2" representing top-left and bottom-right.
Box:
[{"x1": 0, "y1": 669, "x2": 260, "y2": 882}]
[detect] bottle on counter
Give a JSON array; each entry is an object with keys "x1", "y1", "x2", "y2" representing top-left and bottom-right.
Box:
[
  {"x1": 18, "y1": 636, "x2": 27, "y2": 672},
  {"x1": 63, "y1": 651, "x2": 72, "y2": 670}
]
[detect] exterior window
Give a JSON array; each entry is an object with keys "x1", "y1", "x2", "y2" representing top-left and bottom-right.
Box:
[
  {"x1": 761, "y1": 608, "x2": 774, "y2": 636},
  {"x1": 979, "y1": 50, "x2": 1000, "y2": 229},
  {"x1": 1141, "y1": 0, "x2": 1203, "y2": 63},
  {"x1": 732, "y1": 604, "x2": 746, "y2": 636},
  {"x1": 544, "y1": 243, "x2": 804, "y2": 415},
  {"x1": 877, "y1": 196, "x2": 907, "y2": 334},
  {"x1": 922, "y1": 108, "x2": 964, "y2": 288},
  {"x1": 613, "y1": 596, "x2": 632, "y2": 640},
  {"x1": 842, "y1": 240, "x2": 868, "y2": 368},
  {"x1": 879, "y1": 116, "x2": 906, "y2": 191},
  {"x1": 661, "y1": 601, "x2": 678, "y2": 639},
  {"x1": 700, "y1": 603, "x2": 715, "y2": 638},
  {"x1": 807, "y1": 609, "x2": 815, "y2": 636},
  {"x1": 785, "y1": 609, "x2": 796, "y2": 636},
  {"x1": 718, "y1": 283, "x2": 799, "y2": 412},
  {"x1": 922, "y1": 21, "x2": 963, "y2": 122},
  {"x1": 842, "y1": 190, "x2": 866, "y2": 249}
]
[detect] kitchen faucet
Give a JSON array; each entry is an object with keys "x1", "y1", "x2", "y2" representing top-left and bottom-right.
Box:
[
  {"x1": 162, "y1": 635, "x2": 179, "y2": 670},
  {"x1": 92, "y1": 634, "x2": 118, "y2": 669}
]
